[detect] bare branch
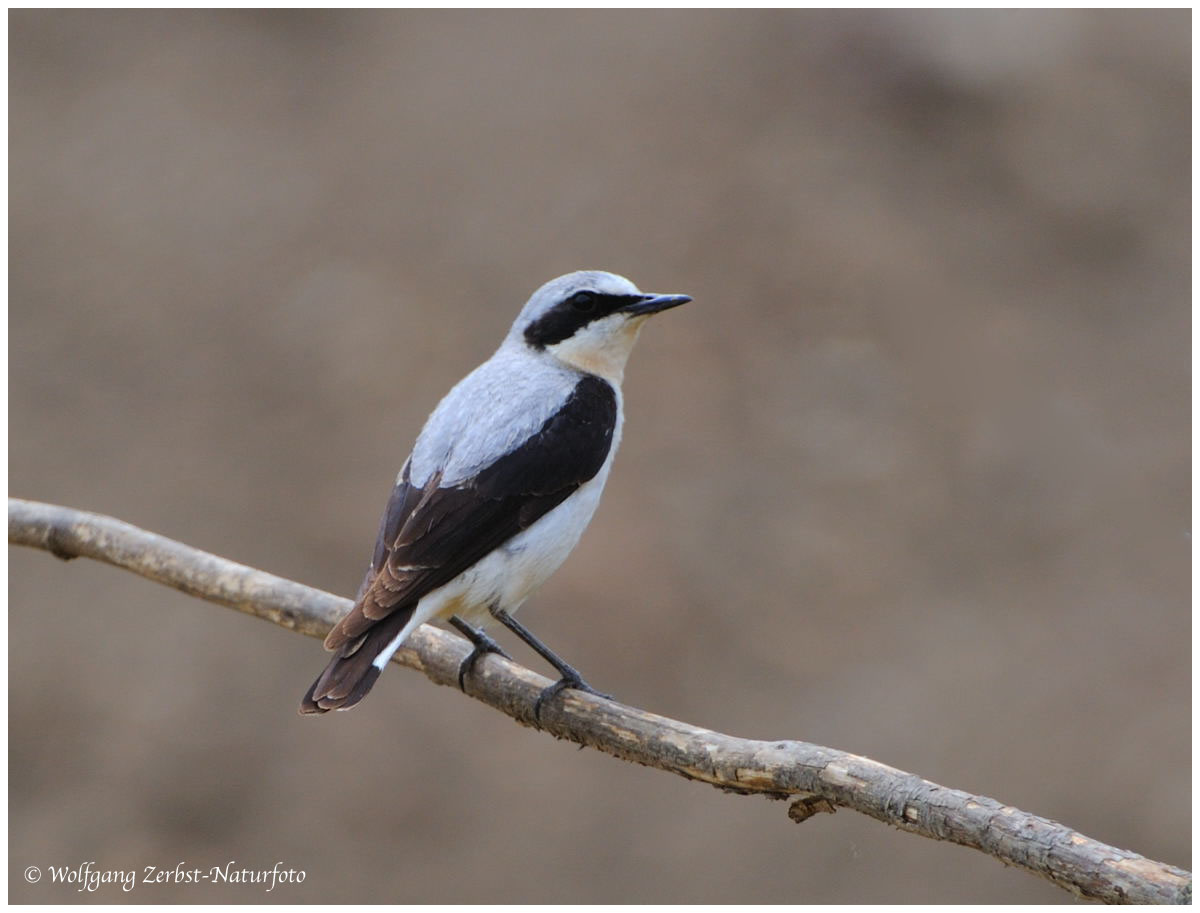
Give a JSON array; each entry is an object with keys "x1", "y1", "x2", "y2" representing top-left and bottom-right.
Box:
[{"x1": 9, "y1": 497, "x2": 1190, "y2": 904}]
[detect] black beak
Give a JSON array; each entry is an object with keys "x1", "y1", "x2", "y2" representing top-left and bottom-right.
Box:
[{"x1": 623, "y1": 293, "x2": 692, "y2": 317}]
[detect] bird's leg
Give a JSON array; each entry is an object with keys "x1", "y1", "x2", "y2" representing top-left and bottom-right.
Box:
[
  {"x1": 489, "y1": 608, "x2": 612, "y2": 721},
  {"x1": 448, "y1": 615, "x2": 512, "y2": 692}
]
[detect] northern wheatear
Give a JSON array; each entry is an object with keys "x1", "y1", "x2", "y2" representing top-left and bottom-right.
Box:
[{"x1": 300, "y1": 271, "x2": 690, "y2": 716}]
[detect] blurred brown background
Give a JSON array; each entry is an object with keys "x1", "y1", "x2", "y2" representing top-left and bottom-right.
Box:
[{"x1": 9, "y1": 9, "x2": 1189, "y2": 904}]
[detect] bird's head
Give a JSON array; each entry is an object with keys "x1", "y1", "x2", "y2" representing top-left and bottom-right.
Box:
[{"x1": 510, "y1": 271, "x2": 691, "y2": 383}]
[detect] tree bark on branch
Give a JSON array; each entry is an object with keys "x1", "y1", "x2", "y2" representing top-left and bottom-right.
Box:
[{"x1": 8, "y1": 497, "x2": 1190, "y2": 905}]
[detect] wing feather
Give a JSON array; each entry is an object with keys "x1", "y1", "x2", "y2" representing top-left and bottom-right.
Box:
[{"x1": 322, "y1": 376, "x2": 617, "y2": 654}]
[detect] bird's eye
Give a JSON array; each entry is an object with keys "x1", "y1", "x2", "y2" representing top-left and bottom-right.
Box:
[{"x1": 569, "y1": 291, "x2": 597, "y2": 313}]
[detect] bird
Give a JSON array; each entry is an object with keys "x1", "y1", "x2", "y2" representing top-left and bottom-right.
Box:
[{"x1": 300, "y1": 270, "x2": 691, "y2": 716}]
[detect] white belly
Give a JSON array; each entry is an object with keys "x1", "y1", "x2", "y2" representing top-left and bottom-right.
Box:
[
  {"x1": 468, "y1": 470, "x2": 608, "y2": 617},
  {"x1": 376, "y1": 452, "x2": 616, "y2": 668},
  {"x1": 371, "y1": 392, "x2": 623, "y2": 670}
]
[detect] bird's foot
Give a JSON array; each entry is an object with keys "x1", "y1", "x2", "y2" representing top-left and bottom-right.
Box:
[
  {"x1": 449, "y1": 616, "x2": 512, "y2": 692},
  {"x1": 532, "y1": 672, "x2": 612, "y2": 724}
]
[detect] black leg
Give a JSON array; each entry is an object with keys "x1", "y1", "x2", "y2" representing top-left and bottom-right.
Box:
[
  {"x1": 489, "y1": 608, "x2": 611, "y2": 720},
  {"x1": 449, "y1": 615, "x2": 512, "y2": 692}
]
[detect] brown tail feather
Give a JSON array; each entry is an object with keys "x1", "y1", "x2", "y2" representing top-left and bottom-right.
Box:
[{"x1": 299, "y1": 606, "x2": 413, "y2": 714}]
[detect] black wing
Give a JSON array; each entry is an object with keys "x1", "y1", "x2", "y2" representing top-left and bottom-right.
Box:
[{"x1": 323, "y1": 375, "x2": 618, "y2": 654}]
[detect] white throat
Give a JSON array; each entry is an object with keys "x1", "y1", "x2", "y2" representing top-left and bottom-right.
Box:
[{"x1": 544, "y1": 315, "x2": 647, "y2": 385}]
